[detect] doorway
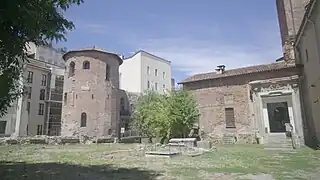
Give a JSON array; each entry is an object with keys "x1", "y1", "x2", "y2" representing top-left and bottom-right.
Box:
[{"x1": 266, "y1": 102, "x2": 290, "y2": 133}]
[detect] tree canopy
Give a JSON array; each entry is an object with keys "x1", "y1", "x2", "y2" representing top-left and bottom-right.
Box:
[
  {"x1": 132, "y1": 90, "x2": 200, "y2": 143},
  {"x1": 0, "y1": 0, "x2": 83, "y2": 117}
]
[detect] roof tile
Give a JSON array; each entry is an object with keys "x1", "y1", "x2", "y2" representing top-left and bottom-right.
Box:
[{"x1": 180, "y1": 60, "x2": 297, "y2": 84}]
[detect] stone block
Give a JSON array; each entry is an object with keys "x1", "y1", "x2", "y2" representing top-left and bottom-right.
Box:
[
  {"x1": 169, "y1": 138, "x2": 197, "y2": 147},
  {"x1": 29, "y1": 138, "x2": 47, "y2": 144},
  {"x1": 197, "y1": 140, "x2": 212, "y2": 149},
  {"x1": 46, "y1": 136, "x2": 62, "y2": 145},
  {"x1": 96, "y1": 137, "x2": 113, "y2": 143},
  {"x1": 61, "y1": 137, "x2": 80, "y2": 144},
  {"x1": 120, "y1": 136, "x2": 141, "y2": 143},
  {"x1": 6, "y1": 139, "x2": 18, "y2": 145}
]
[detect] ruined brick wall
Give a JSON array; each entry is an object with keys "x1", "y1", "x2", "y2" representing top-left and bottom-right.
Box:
[
  {"x1": 61, "y1": 50, "x2": 121, "y2": 137},
  {"x1": 183, "y1": 68, "x2": 300, "y2": 139}
]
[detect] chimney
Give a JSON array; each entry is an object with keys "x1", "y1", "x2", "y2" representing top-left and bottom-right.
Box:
[{"x1": 216, "y1": 65, "x2": 226, "y2": 74}]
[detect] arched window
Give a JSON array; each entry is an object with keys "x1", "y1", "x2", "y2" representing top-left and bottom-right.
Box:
[
  {"x1": 69, "y1": 61, "x2": 75, "y2": 77},
  {"x1": 120, "y1": 97, "x2": 125, "y2": 111},
  {"x1": 83, "y1": 61, "x2": 90, "y2": 69},
  {"x1": 80, "y1": 112, "x2": 87, "y2": 127},
  {"x1": 105, "y1": 64, "x2": 110, "y2": 80}
]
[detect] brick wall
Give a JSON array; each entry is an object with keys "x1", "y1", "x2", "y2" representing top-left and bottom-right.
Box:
[
  {"x1": 183, "y1": 68, "x2": 300, "y2": 139},
  {"x1": 61, "y1": 51, "x2": 121, "y2": 137}
]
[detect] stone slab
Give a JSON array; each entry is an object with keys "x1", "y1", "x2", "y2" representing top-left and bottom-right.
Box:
[
  {"x1": 169, "y1": 138, "x2": 197, "y2": 147},
  {"x1": 197, "y1": 140, "x2": 212, "y2": 149},
  {"x1": 145, "y1": 151, "x2": 180, "y2": 158}
]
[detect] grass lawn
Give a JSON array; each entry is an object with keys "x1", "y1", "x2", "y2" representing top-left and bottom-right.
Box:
[{"x1": 0, "y1": 144, "x2": 319, "y2": 180}]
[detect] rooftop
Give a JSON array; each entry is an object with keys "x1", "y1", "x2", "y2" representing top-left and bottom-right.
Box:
[
  {"x1": 63, "y1": 46, "x2": 123, "y2": 65},
  {"x1": 179, "y1": 59, "x2": 298, "y2": 84}
]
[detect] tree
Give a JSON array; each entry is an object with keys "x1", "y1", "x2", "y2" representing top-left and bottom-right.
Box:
[
  {"x1": 0, "y1": 0, "x2": 83, "y2": 117},
  {"x1": 131, "y1": 91, "x2": 169, "y2": 143},
  {"x1": 167, "y1": 90, "x2": 200, "y2": 138},
  {"x1": 131, "y1": 89, "x2": 200, "y2": 143}
]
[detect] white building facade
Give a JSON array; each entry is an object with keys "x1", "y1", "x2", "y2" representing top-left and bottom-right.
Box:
[{"x1": 119, "y1": 50, "x2": 172, "y2": 94}]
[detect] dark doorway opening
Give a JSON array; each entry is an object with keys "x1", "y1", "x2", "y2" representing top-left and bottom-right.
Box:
[{"x1": 267, "y1": 102, "x2": 290, "y2": 133}]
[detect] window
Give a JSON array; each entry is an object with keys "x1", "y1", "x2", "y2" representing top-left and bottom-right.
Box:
[
  {"x1": 155, "y1": 82, "x2": 158, "y2": 90},
  {"x1": 225, "y1": 108, "x2": 235, "y2": 128},
  {"x1": 305, "y1": 49, "x2": 309, "y2": 62},
  {"x1": 41, "y1": 74, "x2": 47, "y2": 86},
  {"x1": 147, "y1": 66, "x2": 150, "y2": 74},
  {"x1": 69, "y1": 61, "x2": 75, "y2": 77},
  {"x1": 83, "y1": 61, "x2": 90, "y2": 69},
  {"x1": 105, "y1": 64, "x2": 110, "y2": 80},
  {"x1": 26, "y1": 102, "x2": 30, "y2": 114},
  {"x1": 155, "y1": 69, "x2": 158, "y2": 76},
  {"x1": 163, "y1": 84, "x2": 166, "y2": 92},
  {"x1": 27, "y1": 87, "x2": 32, "y2": 99},
  {"x1": 39, "y1": 89, "x2": 46, "y2": 100},
  {"x1": 27, "y1": 71, "x2": 33, "y2": 83},
  {"x1": 120, "y1": 98, "x2": 125, "y2": 111},
  {"x1": 0, "y1": 121, "x2": 7, "y2": 134},
  {"x1": 147, "y1": 81, "x2": 150, "y2": 89},
  {"x1": 63, "y1": 93, "x2": 67, "y2": 105},
  {"x1": 37, "y1": 125, "x2": 43, "y2": 135},
  {"x1": 38, "y1": 103, "x2": 44, "y2": 115},
  {"x1": 80, "y1": 112, "x2": 87, "y2": 127},
  {"x1": 163, "y1": 72, "x2": 166, "y2": 79},
  {"x1": 92, "y1": 94, "x2": 94, "y2": 99}
]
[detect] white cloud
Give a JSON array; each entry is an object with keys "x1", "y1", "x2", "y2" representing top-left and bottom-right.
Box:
[{"x1": 137, "y1": 32, "x2": 282, "y2": 77}]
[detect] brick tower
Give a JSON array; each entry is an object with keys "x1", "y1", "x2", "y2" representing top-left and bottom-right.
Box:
[
  {"x1": 276, "y1": 0, "x2": 310, "y2": 60},
  {"x1": 61, "y1": 47, "x2": 122, "y2": 137}
]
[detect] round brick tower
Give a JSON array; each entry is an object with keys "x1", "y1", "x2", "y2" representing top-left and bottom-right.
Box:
[{"x1": 61, "y1": 47, "x2": 122, "y2": 137}]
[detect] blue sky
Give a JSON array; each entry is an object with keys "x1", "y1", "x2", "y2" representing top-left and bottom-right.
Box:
[{"x1": 58, "y1": 0, "x2": 283, "y2": 83}]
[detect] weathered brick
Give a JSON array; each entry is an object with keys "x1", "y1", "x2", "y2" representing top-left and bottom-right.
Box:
[{"x1": 61, "y1": 48, "x2": 122, "y2": 137}]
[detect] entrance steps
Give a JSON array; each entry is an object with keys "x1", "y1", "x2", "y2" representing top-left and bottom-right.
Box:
[{"x1": 264, "y1": 133, "x2": 293, "y2": 150}]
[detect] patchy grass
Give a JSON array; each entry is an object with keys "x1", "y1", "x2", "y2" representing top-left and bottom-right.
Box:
[{"x1": 0, "y1": 144, "x2": 319, "y2": 180}]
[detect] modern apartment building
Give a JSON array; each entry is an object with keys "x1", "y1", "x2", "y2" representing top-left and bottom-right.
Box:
[
  {"x1": 0, "y1": 44, "x2": 65, "y2": 137},
  {"x1": 119, "y1": 50, "x2": 172, "y2": 94}
]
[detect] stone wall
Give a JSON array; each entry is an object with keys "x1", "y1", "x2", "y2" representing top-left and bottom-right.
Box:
[{"x1": 183, "y1": 68, "x2": 300, "y2": 142}]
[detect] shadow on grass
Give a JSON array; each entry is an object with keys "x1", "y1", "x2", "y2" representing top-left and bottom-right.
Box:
[{"x1": 0, "y1": 161, "x2": 162, "y2": 180}]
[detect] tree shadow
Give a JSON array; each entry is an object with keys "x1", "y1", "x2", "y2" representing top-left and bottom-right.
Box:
[{"x1": 0, "y1": 161, "x2": 163, "y2": 180}]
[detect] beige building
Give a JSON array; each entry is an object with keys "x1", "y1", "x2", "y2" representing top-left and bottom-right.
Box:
[
  {"x1": 0, "y1": 58, "x2": 64, "y2": 137},
  {"x1": 180, "y1": 60, "x2": 306, "y2": 148},
  {"x1": 61, "y1": 47, "x2": 123, "y2": 137},
  {"x1": 294, "y1": 0, "x2": 320, "y2": 147}
]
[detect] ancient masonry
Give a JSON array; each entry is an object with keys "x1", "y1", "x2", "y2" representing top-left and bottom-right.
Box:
[{"x1": 61, "y1": 48, "x2": 123, "y2": 137}]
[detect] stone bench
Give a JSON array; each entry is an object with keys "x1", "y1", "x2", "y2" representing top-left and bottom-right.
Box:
[
  {"x1": 96, "y1": 137, "x2": 113, "y2": 144},
  {"x1": 60, "y1": 137, "x2": 80, "y2": 144},
  {"x1": 29, "y1": 138, "x2": 47, "y2": 144},
  {"x1": 120, "y1": 136, "x2": 142, "y2": 143},
  {"x1": 168, "y1": 138, "x2": 197, "y2": 147}
]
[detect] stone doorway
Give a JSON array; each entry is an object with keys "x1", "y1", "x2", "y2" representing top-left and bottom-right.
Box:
[
  {"x1": 266, "y1": 102, "x2": 290, "y2": 133},
  {"x1": 262, "y1": 95, "x2": 295, "y2": 135}
]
